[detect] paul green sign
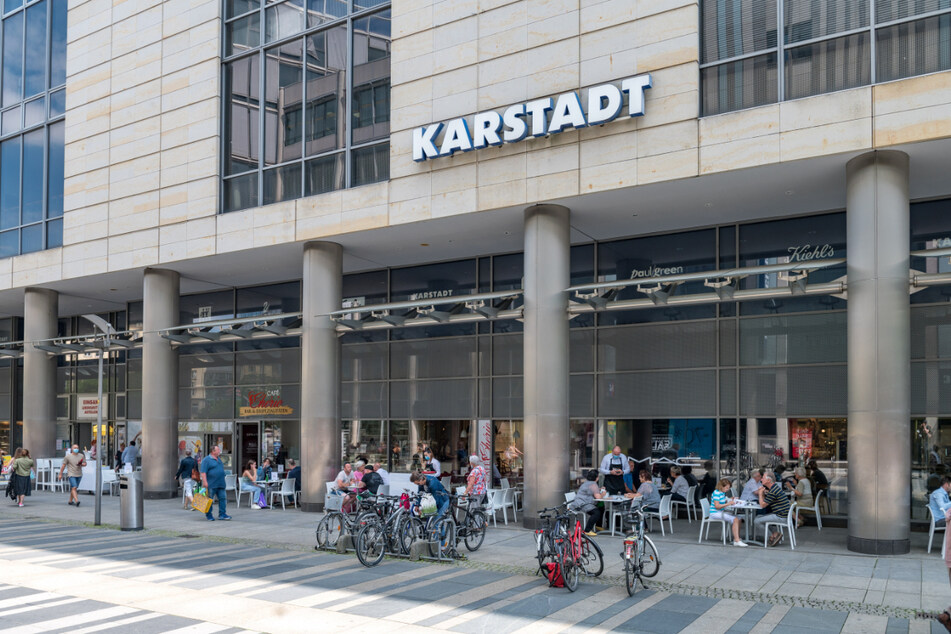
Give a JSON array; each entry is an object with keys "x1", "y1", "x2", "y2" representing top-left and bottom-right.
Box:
[{"x1": 412, "y1": 74, "x2": 653, "y2": 162}]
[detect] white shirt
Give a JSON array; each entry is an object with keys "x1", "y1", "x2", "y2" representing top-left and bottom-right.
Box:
[
  {"x1": 740, "y1": 478, "x2": 763, "y2": 502},
  {"x1": 425, "y1": 457, "x2": 441, "y2": 474},
  {"x1": 377, "y1": 468, "x2": 390, "y2": 485},
  {"x1": 335, "y1": 470, "x2": 355, "y2": 489},
  {"x1": 599, "y1": 453, "x2": 630, "y2": 475}
]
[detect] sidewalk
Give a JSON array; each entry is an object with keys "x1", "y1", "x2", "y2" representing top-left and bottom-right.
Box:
[{"x1": 5, "y1": 488, "x2": 944, "y2": 623}]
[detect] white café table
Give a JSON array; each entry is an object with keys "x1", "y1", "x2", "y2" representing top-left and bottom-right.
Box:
[{"x1": 725, "y1": 499, "x2": 761, "y2": 541}]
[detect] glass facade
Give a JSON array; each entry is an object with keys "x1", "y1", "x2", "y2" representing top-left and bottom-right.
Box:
[
  {"x1": 701, "y1": 0, "x2": 951, "y2": 115},
  {"x1": 0, "y1": 0, "x2": 65, "y2": 256},
  {"x1": 221, "y1": 0, "x2": 391, "y2": 212}
]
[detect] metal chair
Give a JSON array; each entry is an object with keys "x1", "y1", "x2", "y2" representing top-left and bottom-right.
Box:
[
  {"x1": 698, "y1": 498, "x2": 727, "y2": 545},
  {"x1": 928, "y1": 504, "x2": 948, "y2": 554},
  {"x1": 269, "y1": 478, "x2": 296, "y2": 509},
  {"x1": 225, "y1": 474, "x2": 237, "y2": 503},
  {"x1": 670, "y1": 485, "x2": 697, "y2": 522}
]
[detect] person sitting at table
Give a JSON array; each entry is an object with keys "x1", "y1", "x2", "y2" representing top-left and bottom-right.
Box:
[
  {"x1": 668, "y1": 466, "x2": 690, "y2": 505},
  {"x1": 599, "y1": 446, "x2": 630, "y2": 496},
  {"x1": 789, "y1": 466, "x2": 813, "y2": 528},
  {"x1": 931, "y1": 477, "x2": 951, "y2": 526},
  {"x1": 362, "y1": 464, "x2": 384, "y2": 495},
  {"x1": 372, "y1": 462, "x2": 390, "y2": 486},
  {"x1": 740, "y1": 468, "x2": 765, "y2": 502},
  {"x1": 806, "y1": 459, "x2": 829, "y2": 497},
  {"x1": 353, "y1": 460, "x2": 366, "y2": 485},
  {"x1": 699, "y1": 461, "x2": 717, "y2": 501},
  {"x1": 256, "y1": 457, "x2": 273, "y2": 482},
  {"x1": 626, "y1": 470, "x2": 661, "y2": 513},
  {"x1": 752, "y1": 473, "x2": 790, "y2": 547},
  {"x1": 241, "y1": 460, "x2": 267, "y2": 509},
  {"x1": 623, "y1": 458, "x2": 636, "y2": 493},
  {"x1": 287, "y1": 459, "x2": 301, "y2": 494},
  {"x1": 568, "y1": 469, "x2": 605, "y2": 537},
  {"x1": 710, "y1": 478, "x2": 748, "y2": 547}
]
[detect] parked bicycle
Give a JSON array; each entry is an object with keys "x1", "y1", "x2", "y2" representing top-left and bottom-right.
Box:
[
  {"x1": 315, "y1": 490, "x2": 376, "y2": 548},
  {"x1": 535, "y1": 504, "x2": 604, "y2": 591},
  {"x1": 621, "y1": 504, "x2": 661, "y2": 596},
  {"x1": 354, "y1": 494, "x2": 417, "y2": 567}
]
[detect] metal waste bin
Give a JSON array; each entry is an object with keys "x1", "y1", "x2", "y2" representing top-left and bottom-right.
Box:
[{"x1": 119, "y1": 473, "x2": 144, "y2": 531}]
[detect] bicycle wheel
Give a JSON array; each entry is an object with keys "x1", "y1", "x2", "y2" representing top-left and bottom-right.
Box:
[
  {"x1": 355, "y1": 520, "x2": 386, "y2": 567},
  {"x1": 316, "y1": 512, "x2": 344, "y2": 548},
  {"x1": 578, "y1": 533, "x2": 604, "y2": 577},
  {"x1": 464, "y1": 511, "x2": 487, "y2": 552},
  {"x1": 431, "y1": 518, "x2": 456, "y2": 559},
  {"x1": 558, "y1": 540, "x2": 579, "y2": 592},
  {"x1": 625, "y1": 557, "x2": 638, "y2": 596},
  {"x1": 638, "y1": 535, "x2": 660, "y2": 578},
  {"x1": 536, "y1": 532, "x2": 552, "y2": 574},
  {"x1": 398, "y1": 515, "x2": 425, "y2": 554}
]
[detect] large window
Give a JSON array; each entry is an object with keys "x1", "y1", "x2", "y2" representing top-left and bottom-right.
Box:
[
  {"x1": 222, "y1": 0, "x2": 390, "y2": 212},
  {"x1": 701, "y1": 0, "x2": 951, "y2": 115},
  {"x1": 0, "y1": 0, "x2": 65, "y2": 256}
]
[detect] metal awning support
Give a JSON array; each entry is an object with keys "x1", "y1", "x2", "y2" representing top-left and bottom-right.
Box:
[
  {"x1": 329, "y1": 290, "x2": 523, "y2": 332},
  {"x1": 157, "y1": 313, "x2": 303, "y2": 345},
  {"x1": 909, "y1": 247, "x2": 951, "y2": 291}
]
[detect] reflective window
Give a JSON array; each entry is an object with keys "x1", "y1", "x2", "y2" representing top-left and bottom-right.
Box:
[
  {"x1": 222, "y1": 2, "x2": 390, "y2": 212},
  {"x1": 0, "y1": 0, "x2": 65, "y2": 257},
  {"x1": 701, "y1": 0, "x2": 951, "y2": 115}
]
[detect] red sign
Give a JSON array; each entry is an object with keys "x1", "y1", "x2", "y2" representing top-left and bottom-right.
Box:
[
  {"x1": 239, "y1": 389, "x2": 293, "y2": 416},
  {"x1": 792, "y1": 427, "x2": 812, "y2": 459}
]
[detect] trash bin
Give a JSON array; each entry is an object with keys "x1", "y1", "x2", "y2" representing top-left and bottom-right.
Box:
[{"x1": 119, "y1": 473, "x2": 144, "y2": 531}]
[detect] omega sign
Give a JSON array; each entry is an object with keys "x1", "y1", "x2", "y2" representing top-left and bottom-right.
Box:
[{"x1": 412, "y1": 74, "x2": 653, "y2": 162}]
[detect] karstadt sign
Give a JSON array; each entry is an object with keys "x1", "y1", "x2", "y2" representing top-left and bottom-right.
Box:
[{"x1": 412, "y1": 74, "x2": 653, "y2": 162}]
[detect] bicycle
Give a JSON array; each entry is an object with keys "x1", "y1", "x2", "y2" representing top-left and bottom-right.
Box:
[
  {"x1": 621, "y1": 504, "x2": 661, "y2": 596},
  {"x1": 315, "y1": 489, "x2": 376, "y2": 548},
  {"x1": 450, "y1": 493, "x2": 488, "y2": 552},
  {"x1": 354, "y1": 494, "x2": 414, "y2": 567},
  {"x1": 534, "y1": 504, "x2": 604, "y2": 591}
]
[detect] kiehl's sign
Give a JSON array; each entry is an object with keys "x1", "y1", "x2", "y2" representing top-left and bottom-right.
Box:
[{"x1": 412, "y1": 74, "x2": 653, "y2": 162}]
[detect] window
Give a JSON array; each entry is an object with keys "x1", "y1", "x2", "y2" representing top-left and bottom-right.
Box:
[
  {"x1": 0, "y1": 0, "x2": 66, "y2": 257},
  {"x1": 222, "y1": 1, "x2": 390, "y2": 213},
  {"x1": 701, "y1": 0, "x2": 951, "y2": 115}
]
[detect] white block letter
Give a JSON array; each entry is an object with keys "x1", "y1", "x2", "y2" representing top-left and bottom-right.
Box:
[
  {"x1": 621, "y1": 74, "x2": 653, "y2": 117},
  {"x1": 413, "y1": 123, "x2": 443, "y2": 162},
  {"x1": 548, "y1": 92, "x2": 587, "y2": 134},
  {"x1": 473, "y1": 111, "x2": 504, "y2": 149},
  {"x1": 502, "y1": 104, "x2": 528, "y2": 143},
  {"x1": 587, "y1": 84, "x2": 623, "y2": 125},
  {"x1": 524, "y1": 98, "x2": 553, "y2": 137},
  {"x1": 438, "y1": 118, "x2": 474, "y2": 156}
]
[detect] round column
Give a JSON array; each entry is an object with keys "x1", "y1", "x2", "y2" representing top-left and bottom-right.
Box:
[
  {"x1": 846, "y1": 150, "x2": 910, "y2": 555},
  {"x1": 142, "y1": 268, "x2": 180, "y2": 498},
  {"x1": 300, "y1": 241, "x2": 342, "y2": 512},
  {"x1": 522, "y1": 204, "x2": 570, "y2": 528},
  {"x1": 23, "y1": 287, "x2": 58, "y2": 458}
]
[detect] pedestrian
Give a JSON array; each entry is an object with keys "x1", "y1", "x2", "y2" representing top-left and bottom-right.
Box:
[
  {"x1": 121, "y1": 440, "x2": 140, "y2": 471},
  {"x1": 199, "y1": 444, "x2": 231, "y2": 521},
  {"x1": 58, "y1": 444, "x2": 86, "y2": 506},
  {"x1": 6, "y1": 448, "x2": 33, "y2": 507}
]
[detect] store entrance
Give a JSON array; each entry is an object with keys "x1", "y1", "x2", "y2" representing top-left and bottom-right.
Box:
[{"x1": 236, "y1": 422, "x2": 258, "y2": 476}]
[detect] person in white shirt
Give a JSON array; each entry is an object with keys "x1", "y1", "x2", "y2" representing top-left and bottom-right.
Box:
[
  {"x1": 740, "y1": 468, "x2": 765, "y2": 503},
  {"x1": 599, "y1": 446, "x2": 630, "y2": 495},
  {"x1": 423, "y1": 449, "x2": 441, "y2": 475},
  {"x1": 335, "y1": 463, "x2": 356, "y2": 490},
  {"x1": 668, "y1": 466, "x2": 690, "y2": 504},
  {"x1": 373, "y1": 462, "x2": 390, "y2": 486}
]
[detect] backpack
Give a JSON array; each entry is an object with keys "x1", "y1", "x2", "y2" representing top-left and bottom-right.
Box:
[{"x1": 544, "y1": 562, "x2": 565, "y2": 588}]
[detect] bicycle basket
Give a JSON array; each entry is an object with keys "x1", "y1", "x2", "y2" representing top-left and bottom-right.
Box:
[{"x1": 325, "y1": 494, "x2": 343, "y2": 511}]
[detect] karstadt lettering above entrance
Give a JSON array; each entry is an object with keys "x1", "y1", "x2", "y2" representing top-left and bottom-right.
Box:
[{"x1": 412, "y1": 74, "x2": 653, "y2": 162}]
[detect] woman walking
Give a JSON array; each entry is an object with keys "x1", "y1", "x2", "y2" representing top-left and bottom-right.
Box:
[{"x1": 7, "y1": 448, "x2": 33, "y2": 507}]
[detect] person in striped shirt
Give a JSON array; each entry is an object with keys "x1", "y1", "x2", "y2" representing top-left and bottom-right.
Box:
[{"x1": 753, "y1": 473, "x2": 792, "y2": 547}]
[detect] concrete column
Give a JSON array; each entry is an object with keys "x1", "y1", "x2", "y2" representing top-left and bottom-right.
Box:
[
  {"x1": 23, "y1": 288, "x2": 58, "y2": 458},
  {"x1": 846, "y1": 150, "x2": 910, "y2": 555},
  {"x1": 522, "y1": 204, "x2": 570, "y2": 527},
  {"x1": 300, "y1": 241, "x2": 342, "y2": 512},
  {"x1": 142, "y1": 268, "x2": 180, "y2": 499}
]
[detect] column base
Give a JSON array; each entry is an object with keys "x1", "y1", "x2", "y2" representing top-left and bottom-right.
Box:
[
  {"x1": 300, "y1": 502, "x2": 323, "y2": 513},
  {"x1": 144, "y1": 490, "x2": 177, "y2": 500},
  {"x1": 847, "y1": 536, "x2": 910, "y2": 555},
  {"x1": 522, "y1": 516, "x2": 543, "y2": 530}
]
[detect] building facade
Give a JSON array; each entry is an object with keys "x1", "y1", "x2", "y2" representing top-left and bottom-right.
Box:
[{"x1": 0, "y1": 0, "x2": 949, "y2": 554}]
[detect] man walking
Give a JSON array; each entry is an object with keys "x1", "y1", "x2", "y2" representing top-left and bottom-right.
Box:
[
  {"x1": 199, "y1": 445, "x2": 231, "y2": 521},
  {"x1": 58, "y1": 444, "x2": 86, "y2": 507}
]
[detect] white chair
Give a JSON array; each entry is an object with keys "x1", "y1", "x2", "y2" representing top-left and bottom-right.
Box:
[
  {"x1": 501, "y1": 478, "x2": 510, "y2": 489},
  {"x1": 269, "y1": 478, "x2": 296, "y2": 509},
  {"x1": 645, "y1": 494, "x2": 673, "y2": 535},
  {"x1": 564, "y1": 491, "x2": 576, "y2": 503},
  {"x1": 225, "y1": 474, "x2": 237, "y2": 503},
  {"x1": 49, "y1": 459, "x2": 65, "y2": 492},
  {"x1": 670, "y1": 485, "x2": 697, "y2": 523},
  {"x1": 377, "y1": 484, "x2": 390, "y2": 496},
  {"x1": 441, "y1": 476, "x2": 451, "y2": 490},
  {"x1": 764, "y1": 503, "x2": 797, "y2": 550},
  {"x1": 928, "y1": 504, "x2": 947, "y2": 554},
  {"x1": 486, "y1": 489, "x2": 516, "y2": 525},
  {"x1": 794, "y1": 489, "x2": 824, "y2": 530},
  {"x1": 325, "y1": 481, "x2": 336, "y2": 497},
  {"x1": 455, "y1": 486, "x2": 467, "y2": 495},
  {"x1": 698, "y1": 498, "x2": 727, "y2": 545},
  {"x1": 485, "y1": 489, "x2": 504, "y2": 526},
  {"x1": 607, "y1": 497, "x2": 634, "y2": 535}
]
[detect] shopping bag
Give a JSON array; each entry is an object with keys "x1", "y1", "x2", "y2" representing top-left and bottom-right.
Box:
[
  {"x1": 419, "y1": 493, "x2": 437, "y2": 517},
  {"x1": 192, "y1": 491, "x2": 213, "y2": 513},
  {"x1": 545, "y1": 562, "x2": 565, "y2": 588}
]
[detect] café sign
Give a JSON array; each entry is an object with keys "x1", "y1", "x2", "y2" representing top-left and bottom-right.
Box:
[
  {"x1": 239, "y1": 389, "x2": 294, "y2": 417},
  {"x1": 412, "y1": 74, "x2": 653, "y2": 162}
]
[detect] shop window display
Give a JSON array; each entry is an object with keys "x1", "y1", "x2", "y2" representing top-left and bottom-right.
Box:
[{"x1": 494, "y1": 420, "x2": 523, "y2": 484}]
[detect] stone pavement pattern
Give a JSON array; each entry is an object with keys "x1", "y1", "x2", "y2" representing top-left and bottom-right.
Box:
[{"x1": 1, "y1": 490, "x2": 946, "y2": 633}]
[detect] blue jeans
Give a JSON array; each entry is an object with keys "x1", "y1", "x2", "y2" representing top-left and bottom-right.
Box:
[
  {"x1": 206, "y1": 487, "x2": 227, "y2": 519},
  {"x1": 435, "y1": 496, "x2": 450, "y2": 520}
]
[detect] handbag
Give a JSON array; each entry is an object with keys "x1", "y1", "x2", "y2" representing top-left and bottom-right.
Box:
[{"x1": 192, "y1": 490, "x2": 213, "y2": 513}]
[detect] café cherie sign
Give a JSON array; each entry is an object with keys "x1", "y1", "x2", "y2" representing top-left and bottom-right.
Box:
[
  {"x1": 412, "y1": 74, "x2": 653, "y2": 162},
  {"x1": 239, "y1": 389, "x2": 293, "y2": 417}
]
